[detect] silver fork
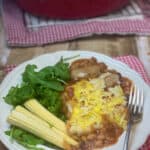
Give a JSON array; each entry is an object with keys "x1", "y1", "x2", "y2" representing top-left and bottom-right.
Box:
[{"x1": 123, "y1": 85, "x2": 144, "y2": 150}]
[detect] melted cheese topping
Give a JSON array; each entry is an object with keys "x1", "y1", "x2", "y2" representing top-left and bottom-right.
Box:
[{"x1": 66, "y1": 79, "x2": 127, "y2": 135}]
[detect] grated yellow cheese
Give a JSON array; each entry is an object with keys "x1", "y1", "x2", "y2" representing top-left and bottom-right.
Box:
[{"x1": 67, "y1": 79, "x2": 127, "y2": 135}]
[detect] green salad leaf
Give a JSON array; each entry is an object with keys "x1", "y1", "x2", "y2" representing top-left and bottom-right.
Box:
[
  {"x1": 5, "y1": 127, "x2": 45, "y2": 150},
  {"x1": 4, "y1": 56, "x2": 79, "y2": 150},
  {"x1": 4, "y1": 84, "x2": 35, "y2": 106},
  {"x1": 5, "y1": 126, "x2": 62, "y2": 150},
  {"x1": 22, "y1": 65, "x2": 64, "y2": 91},
  {"x1": 4, "y1": 58, "x2": 70, "y2": 119}
]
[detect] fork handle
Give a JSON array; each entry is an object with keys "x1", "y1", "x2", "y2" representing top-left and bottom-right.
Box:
[{"x1": 123, "y1": 116, "x2": 132, "y2": 150}]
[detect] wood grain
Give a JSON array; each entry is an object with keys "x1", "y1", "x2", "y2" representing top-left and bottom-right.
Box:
[
  {"x1": 6, "y1": 35, "x2": 138, "y2": 65},
  {"x1": 0, "y1": 143, "x2": 6, "y2": 150}
]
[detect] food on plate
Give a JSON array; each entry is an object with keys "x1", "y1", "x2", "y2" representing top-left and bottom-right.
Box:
[
  {"x1": 24, "y1": 99, "x2": 67, "y2": 133},
  {"x1": 70, "y1": 57, "x2": 107, "y2": 80},
  {"x1": 4, "y1": 57, "x2": 71, "y2": 149},
  {"x1": 62, "y1": 57, "x2": 132, "y2": 150},
  {"x1": 4, "y1": 56, "x2": 132, "y2": 150},
  {"x1": 7, "y1": 104, "x2": 78, "y2": 149}
]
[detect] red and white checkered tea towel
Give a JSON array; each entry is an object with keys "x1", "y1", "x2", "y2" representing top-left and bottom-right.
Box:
[
  {"x1": 2, "y1": 0, "x2": 150, "y2": 47},
  {"x1": 2, "y1": 55, "x2": 150, "y2": 149}
]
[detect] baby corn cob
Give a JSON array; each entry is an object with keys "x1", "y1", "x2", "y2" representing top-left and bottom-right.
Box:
[
  {"x1": 15, "y1": 106, "x2": 77, "y2": 146},
  {"x1": 8, "y1": 106, "x2": 78, "y2": 148},
  {"x1": 8, "y1": 110, "x2": 64, "y2": 149},
  {"x1": 24, "y1": 99, "x2": 66, "y2": 133},
  {"x1": 52, "y1": 126, "x2": 78, "y2": 146},
  {"x1": 15, "y1": 106, "x2": 50, "y2": 128}
]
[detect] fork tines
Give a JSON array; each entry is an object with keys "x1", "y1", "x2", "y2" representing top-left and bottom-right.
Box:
[{"x1": 128, "y1": 85, "x2": 144, "y2": 115}]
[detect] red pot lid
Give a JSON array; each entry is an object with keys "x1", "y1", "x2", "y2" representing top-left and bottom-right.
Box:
[{"x1": 16, "y1": 0, "x2": 129, "y2": 19}]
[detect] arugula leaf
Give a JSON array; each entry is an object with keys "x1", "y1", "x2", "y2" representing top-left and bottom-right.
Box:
[
  {"x1": 54, "y1": 58, "x2": 70, "y2": 81},
  {"x1": 22, "y1": 65, "x2": 64, "y2": 91},
  {"x1": 4, "y1": 84, "x2": 35, "y2": 106},
  {"x1": 63, "y1": 54, "x2": 80, "y2": 62},
  {"x1": 5, "y1": 127, "x2": 45, "y2": 150},
  {"x1": 4, "y1": 57, "x2": 77, "y2": 150},
  {"x1": 5, "y1": 126, "x2": 62, "y2": 150},
  {"x1": 4, "y1": 58, "x2": 70, "y2": 118}
]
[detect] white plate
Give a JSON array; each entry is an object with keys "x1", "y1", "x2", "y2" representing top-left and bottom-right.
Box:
[{"x1": 0, "y1": 50, "x2": 150, "y2": 150}]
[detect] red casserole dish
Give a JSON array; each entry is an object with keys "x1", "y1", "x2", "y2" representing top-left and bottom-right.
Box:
[{"x1": 16, "y1": 0, "x2": 129, "y2": 19}]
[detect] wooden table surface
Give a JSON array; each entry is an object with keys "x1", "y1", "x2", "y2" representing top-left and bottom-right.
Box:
[{"x1": 0, "y1": 14, "x2": 150, "y2": 150}]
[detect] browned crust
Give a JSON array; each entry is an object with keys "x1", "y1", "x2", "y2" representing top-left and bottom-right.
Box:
[
  {"x1": 70, "y1": 57, "x2": 107, "y2": 80},
  {"x1": 69, "y1": 57, "x2": 132, "y2": 96}
]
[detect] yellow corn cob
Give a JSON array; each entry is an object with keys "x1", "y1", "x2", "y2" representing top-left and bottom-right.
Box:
[
  {"x1": 52, "y1": 126, "x2": 78, "y2": 146},
  {"x1": 8, "y1": 110, "x2": 64, "y2": 149},
  {"x1": 15, "y1": 106, "x2": 78, "y2": 146},
  {"x1": 15, "y1": 106, "x2": 50, "y2": 127},
  {"x1": 24, "y1": 99, "x2": 66, "y2": 133}
]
